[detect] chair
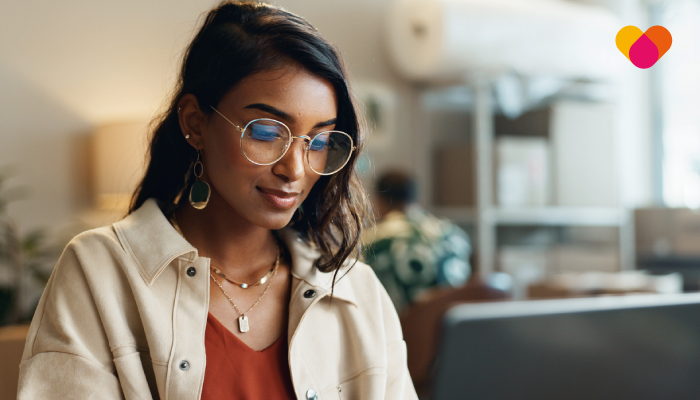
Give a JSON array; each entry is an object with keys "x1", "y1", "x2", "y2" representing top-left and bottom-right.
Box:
[
  {"x1": 0, "y1": 325, "x2": 29, "y2": 400},
  {"x1": 400, "y1": 273, "x2": 512, "y2": 397}
]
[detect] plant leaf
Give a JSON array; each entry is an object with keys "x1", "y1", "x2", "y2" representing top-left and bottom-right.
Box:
[{"x1": 22, "y1": 230, "x2": 46, "y2": 257}]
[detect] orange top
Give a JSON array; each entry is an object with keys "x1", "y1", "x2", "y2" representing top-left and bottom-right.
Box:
[{"x1": 201, "y1": 313, "x2": 296, "y2": 400}]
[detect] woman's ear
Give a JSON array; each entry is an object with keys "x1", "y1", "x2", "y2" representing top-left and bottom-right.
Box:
[{"x1": 178, "y1": 94, "x2": 206, "y2": 150}]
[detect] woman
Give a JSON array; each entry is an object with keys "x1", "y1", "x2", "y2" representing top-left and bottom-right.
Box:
[{"x1": 17, "y1": 1, "x2": 417, "y2": 399}]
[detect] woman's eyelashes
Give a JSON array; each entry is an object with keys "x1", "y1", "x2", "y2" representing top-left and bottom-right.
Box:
[
  {"x1": 250, "y1": 123, "x2": 281, "y2": 142},
  {"x1": 309, "y1": 135, "x2": 329, "y2": 151}
]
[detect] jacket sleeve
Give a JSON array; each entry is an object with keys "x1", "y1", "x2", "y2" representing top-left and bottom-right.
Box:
[
  {"x1": 378, "y1": 276, "x2": 419, "y2": 400},
  {"x1": 17, "y1": 239, "x2": 125, "y2": 400}
]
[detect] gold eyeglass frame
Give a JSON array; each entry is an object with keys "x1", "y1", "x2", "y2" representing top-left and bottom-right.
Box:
[{"x1": 210, "y1": 106, "x2": 356, "y2": 176}]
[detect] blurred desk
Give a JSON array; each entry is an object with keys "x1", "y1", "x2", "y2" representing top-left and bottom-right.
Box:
[
  {"x1": 527, "y1": 271, "x2": 683, "y2": 299},
  {"x1": 0, "y1": 324, "x2": 29, "y2": 400}
]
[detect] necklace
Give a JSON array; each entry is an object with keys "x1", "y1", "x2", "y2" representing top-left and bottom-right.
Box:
[
  {"x1": 171, "y1": 213, "x2": 279, "y2": 289},
  {"x1": 210, "y1": 256, "x2": 278, "y2": 333},
  {"x1": 210, "y1": 265, "x2": 275, "y2": 289},
  {"x1": 169, "y1": 212, "x2": 281, "y2": 332}
]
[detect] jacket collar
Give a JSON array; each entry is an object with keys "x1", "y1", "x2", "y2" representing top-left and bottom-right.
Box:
[
  {"x1": 276, "y1": 228, "x2": 357, "y2": 306},
  {"x1": 113, "y1": 199, "x2": 357, "y2": 306}
]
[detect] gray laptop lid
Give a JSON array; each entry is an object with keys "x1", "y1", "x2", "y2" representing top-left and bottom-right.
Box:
[{"x1": 433, "y1": 293, "x2": 700, "y2": 400}]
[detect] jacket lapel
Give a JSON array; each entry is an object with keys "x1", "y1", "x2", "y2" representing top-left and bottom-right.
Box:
[
  {"x1": 112, "y1": 199, "x2": 197, "y2": 286},
  {"x1": 278, "y1": 228, "x2": 357, "y2": 307}
]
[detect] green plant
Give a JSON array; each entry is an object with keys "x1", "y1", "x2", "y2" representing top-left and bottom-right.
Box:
[{"x1": 0, "y1": 168, "x2": 55, "y2": 325}]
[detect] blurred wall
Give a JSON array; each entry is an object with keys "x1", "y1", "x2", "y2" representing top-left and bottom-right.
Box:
[
  {"x1": 0, "y1": 0, "x2": 653, "y2": 237},
  {"x1": 0, "y1": 0, "x2": 216, "y2": 234}
]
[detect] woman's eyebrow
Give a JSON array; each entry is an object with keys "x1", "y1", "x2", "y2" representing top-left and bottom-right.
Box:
[
  {"x1": 245, "y1": 103, "x2": 337, "y2": 129},
  {"x1": 245, "y1": 103, "x2": 291, "y2": 120},
  {"x1": 314, "y1": 118, "x2": 337, "y2": 128}
]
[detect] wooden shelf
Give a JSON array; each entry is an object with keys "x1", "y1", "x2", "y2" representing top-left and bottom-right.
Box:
[{"x1": 421, "y1": 82, "x2": 634, "y2": 273}]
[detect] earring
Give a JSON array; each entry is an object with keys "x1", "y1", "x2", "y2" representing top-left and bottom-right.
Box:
[
  {"x1": 189, "y1": 150, "x2": 211, "y2": 209},
  {"x1": 185, "y1": 134, "x2": 190, "y2": 139}
]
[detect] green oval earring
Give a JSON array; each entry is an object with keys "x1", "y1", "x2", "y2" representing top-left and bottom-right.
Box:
[{"x1": 189, "y1": 150, "x2": 211, "y2": 210}]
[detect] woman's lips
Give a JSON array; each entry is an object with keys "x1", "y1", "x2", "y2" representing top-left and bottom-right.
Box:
[{"x1": 257, "y1": 187, "x2": 299, "y2": 210}]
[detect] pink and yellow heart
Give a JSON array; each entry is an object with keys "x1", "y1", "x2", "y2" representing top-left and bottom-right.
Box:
[{"x1": 616, "y1": 26, "x2": 672, "y2": 69}]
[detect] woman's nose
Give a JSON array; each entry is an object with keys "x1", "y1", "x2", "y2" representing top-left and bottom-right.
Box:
[{"x1": 272, "y1": 138, "x2": 307, "y2": 182}]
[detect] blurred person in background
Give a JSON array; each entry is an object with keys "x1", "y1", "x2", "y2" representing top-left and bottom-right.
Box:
[{"x1": 363, "y1": 170, "x2": 471, "y2": 311}]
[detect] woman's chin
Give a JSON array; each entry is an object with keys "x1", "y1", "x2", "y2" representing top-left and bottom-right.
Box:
[{"x1": 252, "y1": 212, "x2": 295, "y2": 231}]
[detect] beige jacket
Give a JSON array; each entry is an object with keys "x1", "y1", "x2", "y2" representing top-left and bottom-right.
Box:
[{"x1": 17, "y1": 199, "x2": 417, "y2": 400}]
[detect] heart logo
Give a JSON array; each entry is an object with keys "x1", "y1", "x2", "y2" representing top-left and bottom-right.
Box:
[{"x1": 616, "y1": 25, "x2": 672, "y2": 69}]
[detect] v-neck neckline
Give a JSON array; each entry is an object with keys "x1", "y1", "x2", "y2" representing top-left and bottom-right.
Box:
[{"x1": 207, "y1": 312, "x2": 285, "y2": 353}]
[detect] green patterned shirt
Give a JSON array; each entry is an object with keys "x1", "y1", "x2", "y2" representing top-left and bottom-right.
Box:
[{"x1": 362, "y1": 207, "x2": 471, "y2": 311}]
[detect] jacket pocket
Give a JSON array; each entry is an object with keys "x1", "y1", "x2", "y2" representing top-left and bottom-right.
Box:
[
  {"x1": 113, "y1": 351, "x2": 155, "y2": 400},
  {"x1": 322, "y1": 368, "x2": 387, "y2": 400}
]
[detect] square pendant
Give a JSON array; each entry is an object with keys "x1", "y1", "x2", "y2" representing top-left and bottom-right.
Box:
[{"x1": 238, "y1": 315, "x2": 249, "y2": 333}]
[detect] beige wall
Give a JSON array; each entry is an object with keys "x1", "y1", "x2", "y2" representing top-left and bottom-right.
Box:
[
  {"x1": 0, "y1": 0, "x2": 214, "y2": 234},
  {"x1": 0, "y1": 0, "x2": 419, "y2": 236}
]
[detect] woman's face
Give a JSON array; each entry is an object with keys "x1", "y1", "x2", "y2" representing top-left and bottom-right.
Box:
[{"x1": 196, "y1": 64, "x2": 337, "y2": 230}]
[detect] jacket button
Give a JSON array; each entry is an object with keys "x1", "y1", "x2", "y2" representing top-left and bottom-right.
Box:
[
  {"x1": 305, "y1": 389, "x2": 318, "y2": 400},
  {"x1": 186, "y1": 266, "x2": 196, "y2": 277},
  {"x1": 179, "y1": 360, "x2": 190, "y2": 371},
  {"x1": 303, "y1": 289, "x2": 316, "y2": 298}
]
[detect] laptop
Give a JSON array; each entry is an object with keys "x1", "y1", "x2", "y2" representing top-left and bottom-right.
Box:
[{"x1": 432, "y1": 293, "x2": 700, "y2": 400}]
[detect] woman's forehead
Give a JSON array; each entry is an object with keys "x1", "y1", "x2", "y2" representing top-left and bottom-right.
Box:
[{"x1": 222, "y1": 66, "x2": 338, "y2": 122}]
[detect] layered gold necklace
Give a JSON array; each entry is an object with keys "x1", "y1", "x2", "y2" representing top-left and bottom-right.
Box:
[
  {"x1": 209, "y1": 248, "x2": 279, "y2": 333},
  {"x1": 170, "y1": 213, "x2": 281, "y2": 333},
  {"x1": 210, "y1": 264, "x2": 275, "y2": 289}
]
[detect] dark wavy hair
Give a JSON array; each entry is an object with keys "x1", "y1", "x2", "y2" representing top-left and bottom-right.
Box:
[{"x1": 129, "y1": 1, "x2": 370, "y2": 275}]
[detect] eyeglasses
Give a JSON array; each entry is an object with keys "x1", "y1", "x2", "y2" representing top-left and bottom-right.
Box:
[{"x1": 210, "y1": 106, "x2": 356, "y2": 176}]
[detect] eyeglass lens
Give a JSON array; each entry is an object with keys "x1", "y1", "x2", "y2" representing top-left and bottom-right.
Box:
[{"x1": 242, "y1": 120, "x2": 353, "y2": 174}]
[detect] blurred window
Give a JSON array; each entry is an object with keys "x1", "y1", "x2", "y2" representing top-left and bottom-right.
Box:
[{"x1": 660, "y1": 0, "x2": 700, "y2": 207}]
